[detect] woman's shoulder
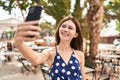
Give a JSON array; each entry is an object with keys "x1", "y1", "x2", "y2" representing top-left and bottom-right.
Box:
[
  {"x1": 74, "y1": 50, "x2": 85, "y2": 63},
  {"x1": 74, "y1": 50, "x2": 84, "y2": 58}
]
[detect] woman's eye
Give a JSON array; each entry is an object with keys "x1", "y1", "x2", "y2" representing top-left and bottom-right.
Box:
[
  {"x1": 69, "y1": 26, "x2": 73, "y2": 30},
  {"x1": 61, "y1": 25, "x2": 73, "y2": 30},
  {"x1": 61, "y1": 25, "x2": 66, "y2": 28}
]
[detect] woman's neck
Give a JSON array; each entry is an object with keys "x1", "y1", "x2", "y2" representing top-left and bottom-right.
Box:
[{"x1": 57, "y1": 41, "x2": 72, "y2": 52}]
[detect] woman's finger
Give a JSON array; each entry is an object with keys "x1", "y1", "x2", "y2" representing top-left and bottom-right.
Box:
[
  {"x1": 17, "y1": 24, "x2": 41, "y2": 32},
  {"x1": 20, "y1": 36, "x2": 36, "y2": 41},
  {"x1": 18, "y1": 20, "x2": 39, "y2": 26},
  {"x1": 17, "y1": 30, "x2": 40, "y2": 37}
]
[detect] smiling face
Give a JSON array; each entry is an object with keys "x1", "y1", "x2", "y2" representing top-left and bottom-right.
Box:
[
  {"x1": 59, "y1": 20, "x2": 78, "y2": 41},
  {"x1": 55, "y1": 16, "x2": 83, "y2": 50}
]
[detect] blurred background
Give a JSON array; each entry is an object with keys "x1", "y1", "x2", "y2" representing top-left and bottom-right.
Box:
[{"x1": 0, "y1": 0, "x2": 120, "y2": 80}]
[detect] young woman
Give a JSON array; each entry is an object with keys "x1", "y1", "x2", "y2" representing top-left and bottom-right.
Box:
[{"x1": 14, "y1": 16, "x2": 86, "y2": 80}]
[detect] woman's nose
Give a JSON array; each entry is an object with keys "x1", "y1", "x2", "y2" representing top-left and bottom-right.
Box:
[{"x1": 63, "y1": 27, "x2": 68, "y2": 31}]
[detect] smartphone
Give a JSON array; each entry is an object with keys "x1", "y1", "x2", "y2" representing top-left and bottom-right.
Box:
[
  {"x1": 25, "y1": 6, "x2": 43, "y2": 22},
  {"x1": 25, "y1": 6, "x2": 42, "y2": 38}
]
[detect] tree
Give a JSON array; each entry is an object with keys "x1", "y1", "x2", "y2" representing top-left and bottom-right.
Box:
[
  {"x1": 41, "y1": 0, "x2": 71, "y2": 24},
  {"x1": 40, "y1": 21, "x2": 55, "y2": 37},
  {"x1": 116, "y1": 20, "x2": 120, "y2": 34},
  {"x1": 104, "y1": 0, "x2": 120, "y2": 22},
  {"x1": 0, "y1": 0, "x2": 42, "y2": 20},
  {"x1": 1, "y1": 0, "x2": 119, "y2": 67},
  {"x1": 0, "y1": 0, "x2": 71, "y2": 23},
  {"x1": 87, "y1": 0, "x2": 104, "y2": 65},
  {"x1": 104, "y1": 0, "x2": 120, "y2": 35},
  {"x1": 73, "y1": 0, "x2": 89, "y2": 39}
]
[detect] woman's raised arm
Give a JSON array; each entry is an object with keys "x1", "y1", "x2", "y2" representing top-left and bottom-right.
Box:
[{"x1": 14, "y1": 21, "x2": 50, "y2": 65}]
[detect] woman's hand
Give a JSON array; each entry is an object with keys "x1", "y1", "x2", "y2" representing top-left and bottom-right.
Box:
[{"x1": 14, "y1": 21, "x2": 41, "y2": 47}]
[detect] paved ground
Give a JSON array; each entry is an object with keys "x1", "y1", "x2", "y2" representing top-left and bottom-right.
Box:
[
  {"x1": 0, "y1": 62, "x2": 44, "y2": 80},
  {"x1": 0, "y1": 61, "x2": 120, "y2": 80}
]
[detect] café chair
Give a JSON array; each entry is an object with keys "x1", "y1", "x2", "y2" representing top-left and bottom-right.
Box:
[
  {"x1": 41, "y1": 64, "x2": 49, "y2": 80},
  {"x1": 111, "y1": 57, "x2": 120, "y2": 77},
  {"x1": 18, "y1": 55, "x2": 40, "y2": 74},
  {"x1": 98, "y1": 74, "x2": 110, "y2": 80}
]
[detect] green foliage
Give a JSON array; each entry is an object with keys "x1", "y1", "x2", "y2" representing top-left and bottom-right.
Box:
[
  {"x1": 0, "y1": 0, "x2": 28, "y2": 13},
  {"x1": 116, "y1": 20, "x2": 120, "y2": 34},
  {"x1": 72, "y1": 0, "x2": 89, "y2": 39},
  {"x1": 40, "y1": 21, "x2": 55, "y2": 37},
  {"x1": 85, "y1": 60, "x2": 93, "y2": 68},
  {"x1": 41, "y1": 0, "x2": 71, "y2": 24},
  {"x1": 0, "y1": 0, "x2": 14, "y2": 14},
  {"x1": 0, "y1": 0, "x2": 120, "y2": 39},
  {"x1": 104, "y1": 0, "x2": 120, "y2": 22}
]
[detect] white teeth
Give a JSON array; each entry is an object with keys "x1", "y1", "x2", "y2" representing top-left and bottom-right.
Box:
[{"x1": 62, "y1": 33, "x2": 69, "y2": 36}]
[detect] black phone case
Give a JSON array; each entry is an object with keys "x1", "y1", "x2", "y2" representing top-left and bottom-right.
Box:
[
  {"x1": 25, "y1": 6, "x2": 42, "y2": 38},
  {"x1": 25, "y1": 6, "x2": 42, "y2": 21}
]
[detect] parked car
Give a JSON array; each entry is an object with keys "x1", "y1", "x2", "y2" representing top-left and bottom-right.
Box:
[
  {"x1": 113, "y1": 39, "x2": 120, "y2": 46},
  {"x1": 116, "y1": 45, "x2": 120, "y2": 49}
]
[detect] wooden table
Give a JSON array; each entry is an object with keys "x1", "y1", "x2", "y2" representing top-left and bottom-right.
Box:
[
  {"x1": 98, "y1": 53, "x2": 120, "y2": 60},
  {"x1": 30, "y1": 46, "x2": 50, "y2": 52},
  {"x1": 97, "y1": 53, "x2": 120, "y2": 76},
  {"x1": 85, "y1": 67, "x2": 96, "y2": 80},
  {"x1": 98, "y1": 47, "x2": 120, "y2": 55}
]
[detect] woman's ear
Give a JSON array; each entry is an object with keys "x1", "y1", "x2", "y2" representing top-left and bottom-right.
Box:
[{"x1": 73, "y1": 33, "x2": 78, "y2": 38}]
